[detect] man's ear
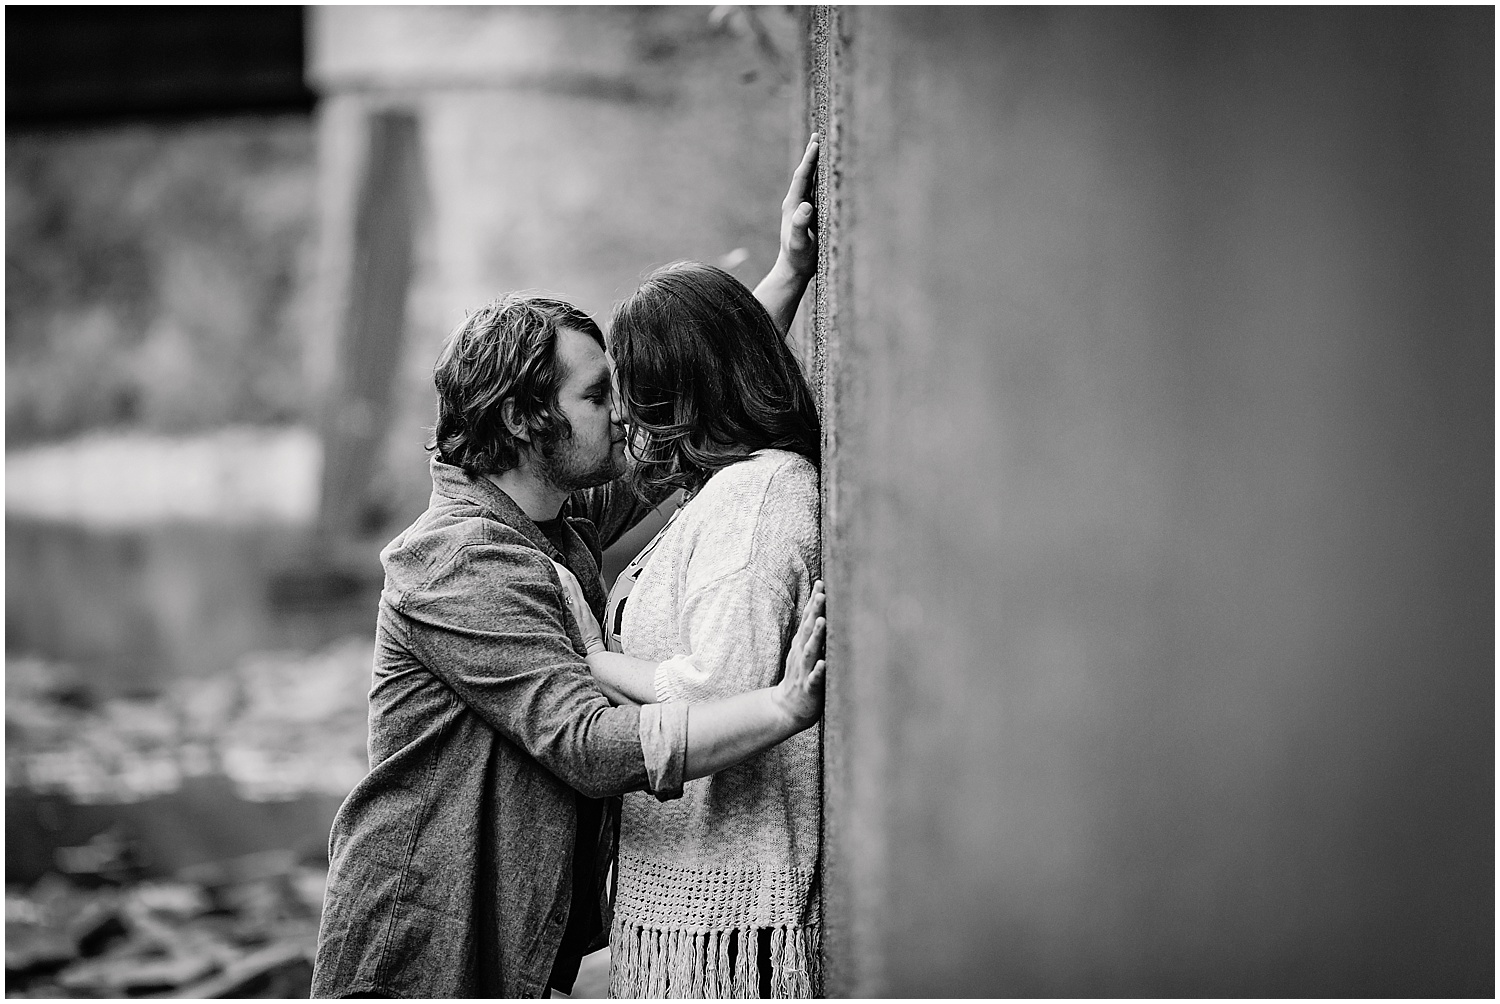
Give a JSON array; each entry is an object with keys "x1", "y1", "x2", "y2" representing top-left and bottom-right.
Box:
[{"x1": 501, "y1": 400, "x2": 532, "y2": 443}]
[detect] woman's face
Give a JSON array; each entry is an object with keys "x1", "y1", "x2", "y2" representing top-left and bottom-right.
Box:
[{"x1": 609, "y1": 345, "x2": 661, "y2": 459}]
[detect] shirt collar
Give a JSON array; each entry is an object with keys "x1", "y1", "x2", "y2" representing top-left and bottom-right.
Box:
[{"x1": 429, "y1": 456, "x2": 562, "y2": 561}]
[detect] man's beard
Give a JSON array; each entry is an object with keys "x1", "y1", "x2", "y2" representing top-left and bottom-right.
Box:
[{"x1": 537, "y1": 434, "x2": 621, "y2": 492}]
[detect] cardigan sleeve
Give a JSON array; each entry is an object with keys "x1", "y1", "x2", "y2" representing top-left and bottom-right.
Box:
[
  {"x1": 650, "y1": 455, "x2": 820, "y2": 704},
  {"x1": 653, "y1": 562, "x2": 811, "y2": 704}
]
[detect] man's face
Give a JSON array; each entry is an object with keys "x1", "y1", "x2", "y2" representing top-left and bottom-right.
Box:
[{"x1": 536, "y1": 326, "x2": 626, "y2": 491}]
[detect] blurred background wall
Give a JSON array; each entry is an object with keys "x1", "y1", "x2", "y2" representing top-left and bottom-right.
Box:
[
  {"x1": 6, "y1": 7, "x2": 802, "y2": 997},
  {"x1": 810, "y1": 7, "x2": 1493, "y2": 997}
]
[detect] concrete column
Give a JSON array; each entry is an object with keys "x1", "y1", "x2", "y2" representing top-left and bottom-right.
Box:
[
  {"x1": 811, "y1": 7, "x2": 1492, "y2": 996},
  {"x1": 317, "y1": 110, "x2": 422, "y2": 537}
]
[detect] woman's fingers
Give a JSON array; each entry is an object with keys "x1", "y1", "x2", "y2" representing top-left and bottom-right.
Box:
[
  {"x1": 783, "y1": 133, "x2": 820, "y2": 208},
  {"x1": 796, "y1": 617, "x2": 826, "y2": 678},
  {"x1": 791, "y1": 590, "x2": 819, "y2": 649},
  {"x1": 786, "y1": 582, "x2": 826, "y2": 690},
  {"x1": 788, "y1": 203, "x2": 816, "y2": 249},
  {"x1": 799, "y1": 583, "x2": 825, "y2": 629},
  {"x1": 806, "y1": 617, "x2": 825, "y2": 655}
]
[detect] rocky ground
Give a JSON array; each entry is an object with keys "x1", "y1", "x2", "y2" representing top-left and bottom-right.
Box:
[
  {"x1": 6, "y1": 638, "x2": 374, "y2": 998},
  {"x1": 6, "y1": 850, "x2": 323, "y2": 998},
  {"x1": 6, "y1": 637, "x2": 372, "y2": 809},
  {"x1": 7, "y1": 849, "x2": 612, "y2": 999}
]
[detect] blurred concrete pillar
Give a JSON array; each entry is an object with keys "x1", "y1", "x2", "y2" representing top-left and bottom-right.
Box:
[
  {"x1": 318, "y1": 110, "x2": 422, "y2": 537},
  {"x1": 810, "y1": 7, "x2": 1492, "y2": 996}
]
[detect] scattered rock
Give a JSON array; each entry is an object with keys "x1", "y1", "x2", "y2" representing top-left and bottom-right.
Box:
[
  {"x1": 4, "y1": 920, "x2": 76, "y2": 977},
  {"x1": 9, "y1": 638, "x2": 372, "y2": 805},
  {"x1": 55, "y1": 826, "x2": 147, "y2": 882},
  {"x1": 57, "y1": 948, "x2": 219, "y2": 996},
  {"x1": 5, "y1": 862, "x2": 325, "y2": 998},
  {"x1": 127, "y1": 881, "x2": 212, "y2": 919},
  {"x1": 70, "y1": 897, "x2": 130, "y2": 958},
  {"x1": 171, "y1": 940, "x2": 312, "y2": 999}
]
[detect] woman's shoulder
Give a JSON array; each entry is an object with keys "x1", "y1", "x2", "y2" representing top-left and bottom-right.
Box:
[
  {"x1": 704, "y1": 448, "x2": 817, "y2": 492},
  {"x1": 678, "y1": 451, "x2": 819, "y2": 584},
  {"x1": 693, "y1": 450, "x2": 817, "y2": 521}
]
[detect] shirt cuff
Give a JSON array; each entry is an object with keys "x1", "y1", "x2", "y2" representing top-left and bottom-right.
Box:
[{"x1": 638, "y1": 700, "x2": 688, "y2": 801}]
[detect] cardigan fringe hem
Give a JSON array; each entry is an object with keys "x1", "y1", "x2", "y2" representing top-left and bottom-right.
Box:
[{"x1": 608, "y1": 918, "x2": 821, "y2": 999}]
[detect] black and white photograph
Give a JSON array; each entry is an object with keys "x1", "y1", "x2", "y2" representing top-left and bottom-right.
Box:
[{"x1": 4, "y1": 6, "x2": 1494, "y2": 999}]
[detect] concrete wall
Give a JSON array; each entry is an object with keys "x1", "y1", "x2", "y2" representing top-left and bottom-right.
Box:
[
  {"x1": 812, "y1": 8, "x2": 1493, "y2": 996},
  {"x1": 307, "y1": 6, "x2": 806, "y2": 542}
]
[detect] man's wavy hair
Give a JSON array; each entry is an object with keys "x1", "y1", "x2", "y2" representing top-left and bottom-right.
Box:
[
  {"x1": 429, "y1": 293, "x2": 604, "y2": 476},
  {"x1": 609, "y1": 261, "x2": 820, "y2": 499}
]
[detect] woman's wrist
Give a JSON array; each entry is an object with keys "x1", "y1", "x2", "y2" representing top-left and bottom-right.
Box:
[
  {"x1": 769, "y1": 677, "x2": 819, "y2": 733},
  {"x1": 769, "y1": 253, "x2": 815, "y2": 290},
  {"x1": 754, "y1": 258, "x2": 814, "y2": 336}
]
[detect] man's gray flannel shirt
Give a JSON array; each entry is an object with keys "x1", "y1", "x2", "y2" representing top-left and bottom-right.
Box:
[{"x1": 311, "y1": 458, "x2": 687, "y2": 999}]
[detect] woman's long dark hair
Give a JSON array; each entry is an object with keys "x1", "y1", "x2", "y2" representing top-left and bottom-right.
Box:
[{"x1": 609, "y1": 261, "x2": 820, "y2": 499}]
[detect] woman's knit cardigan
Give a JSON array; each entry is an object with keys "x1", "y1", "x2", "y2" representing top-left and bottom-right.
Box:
[{"x1": 606, "y1": 450, "x2": 822, "y2": 998}]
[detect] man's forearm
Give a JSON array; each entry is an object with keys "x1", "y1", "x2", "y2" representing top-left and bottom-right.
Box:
[
  {"x1": 681, "y1": 687, "x2": 809, "y2": 781},
  {"x1": 753, "y1": 258, "x2": 813, "y2": 336}
]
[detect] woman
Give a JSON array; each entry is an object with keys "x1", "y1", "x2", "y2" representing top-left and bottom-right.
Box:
[{"x1": 584, "y1": 258, "x2": 824, "y2": 998}]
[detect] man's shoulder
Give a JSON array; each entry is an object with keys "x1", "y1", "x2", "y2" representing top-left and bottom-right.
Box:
[{"x1": 382, "y1": 499, "x2": 557, "y2": 594}]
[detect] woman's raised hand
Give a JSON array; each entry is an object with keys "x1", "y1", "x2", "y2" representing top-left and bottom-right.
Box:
[
  {"x1": 775, "y1": 579, "x2": 827, "y2": 729},
  {"x1": 754, "y1": 133, "x2": 822, "y2": 335},
  {"x1": 778, "y1": 134, "x2": 820, "y2": 280}
]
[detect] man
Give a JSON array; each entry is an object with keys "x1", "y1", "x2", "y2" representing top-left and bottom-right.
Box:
[{"x1": 311, "y1": 139, "x2": 824, "y2": 998}]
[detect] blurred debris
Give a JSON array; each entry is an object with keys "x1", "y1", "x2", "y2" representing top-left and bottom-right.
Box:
[
  {"x1": 131, "y1": 881, "x2": 213, "y2": 918},
  {"x1": 7, "y1": 637, "x2": 360, "y2": 997},
  {"x1": 56, "y1": 949, "x2": 219, "y2": 997},
  {"x1": 4, "y1": 851, "x2": 324, "y2": 998},
  {"x1": 7, "y1": 636, "x2": 372, "y2": 805},
  {"x1": 67, "y1": 895, "x2": 130, "y2": 958},
  {"x1": 54, "y1": 826, "x2": 148, "y2": 883},
  {"x1": 5, "y1": 887, "x2": 76, "y2": 978},
  {"x1": 172, "y1": 940, "x2": 312, "y2": 999}
]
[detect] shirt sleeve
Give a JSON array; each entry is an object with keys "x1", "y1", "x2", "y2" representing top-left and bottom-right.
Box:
[
  {"x1": 397, "y1": 537, "x2": 686, "y2": 800},
  {"x1": 567, "y1": 477, "x2": 676, "y2": 551},
  {"x1": 638, "y1": 701, "x2": 687, "y2": 801}
]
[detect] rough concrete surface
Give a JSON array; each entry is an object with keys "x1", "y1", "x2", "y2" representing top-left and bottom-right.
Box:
[{"x1": 812, "y1": 7, "x2": 1492, "y2": 996}]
